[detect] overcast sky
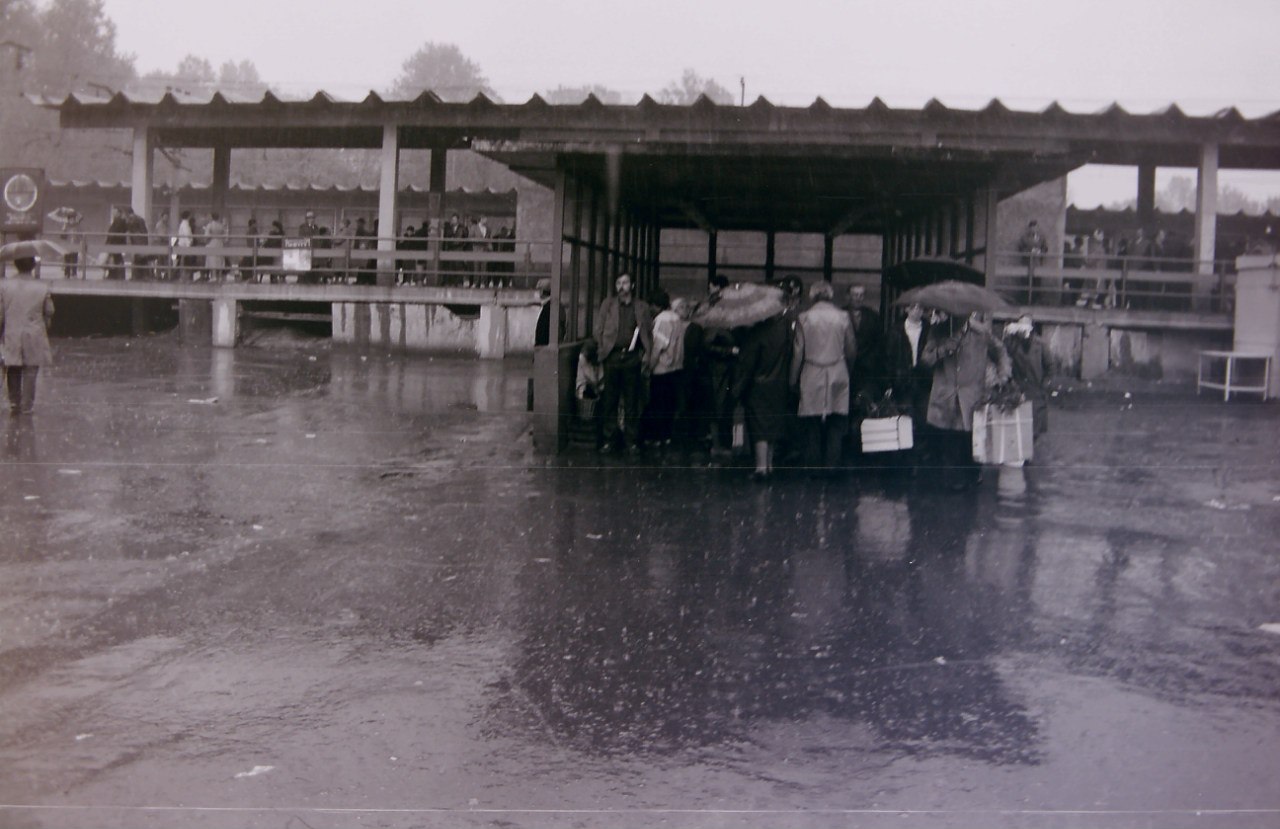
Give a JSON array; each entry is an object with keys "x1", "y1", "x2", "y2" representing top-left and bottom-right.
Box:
[{"x1": 100, "y1": 0, "x2": 1280, "y2": 206}]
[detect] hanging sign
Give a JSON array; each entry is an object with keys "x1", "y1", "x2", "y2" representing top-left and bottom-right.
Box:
[{"x1": 1, "y1": 168, "x2": 45, "y2": 234}]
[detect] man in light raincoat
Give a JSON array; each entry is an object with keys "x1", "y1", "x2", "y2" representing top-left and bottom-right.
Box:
[{"x1": 791, "y1": 282, "x2": 856, "y2": 471}]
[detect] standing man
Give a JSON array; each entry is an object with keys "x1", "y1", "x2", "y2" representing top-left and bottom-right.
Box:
[
  {"x1": 0, "y1": 255, "x2": 55, "y2": 415},
  {"x1": 105, "y1": 206, "x2": 129, "y2": 280},
  {"x1": 846, "y1": 283, "x2": 883, "y2": 401},
  {"x1": 592, "y1": 273, "x2": 653, "y2": 455}
]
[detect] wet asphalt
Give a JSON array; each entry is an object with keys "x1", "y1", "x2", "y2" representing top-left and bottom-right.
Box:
[{"x1": 0, "y1": 333, "x2": 1278, "y2": 829}]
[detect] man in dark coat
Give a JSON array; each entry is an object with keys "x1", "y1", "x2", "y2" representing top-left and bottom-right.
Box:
[
  {"x1": 592, "y1": 273, "x2": 653, "y2": 454},
  {"x1": 846, "y1": 283, "x2": 883, "y2": 402},
  {"x1": 105, "y1": 207, "x2": 129, "y2": 280}
]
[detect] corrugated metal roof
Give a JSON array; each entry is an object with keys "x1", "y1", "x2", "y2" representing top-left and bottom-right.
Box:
[{"x1": 29, "y1": 89, "x2": 1280, "y2": 121}]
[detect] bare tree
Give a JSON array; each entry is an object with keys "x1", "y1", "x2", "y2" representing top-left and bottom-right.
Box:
[
  {"x1": 658, "y1": 69, "x2": 734, "y2": 105},
  {"x1": 543, "y1": 84, "x2": 623, "y2": 105}
]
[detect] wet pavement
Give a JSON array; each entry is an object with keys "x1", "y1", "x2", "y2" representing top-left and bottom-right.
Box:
[{"x1": 1, "y1": 333, "x2": 1279, "y2": 829}]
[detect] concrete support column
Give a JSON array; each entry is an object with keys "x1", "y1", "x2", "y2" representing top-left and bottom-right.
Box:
[
  {"x1": 822, "y1": 233, "x2": 834, "y2": 282},
  {"x1": 1137, "y1": 163, "x2": 1157, "y2": 230},
  {"x1": 765, "y1": 230, "x2": 776, "y2": 282},
  {"x1": 707, "y1": 230, "x2": 718, "y2": 284},
  {"x1": 211, "y1": 144, "x2": 230, "y2": 218},
  {"x1": 377, "y1": 123, "x2": 400, "y2": 288},
  {"x1": 534, "y1": 166, "x2": 569, "y2": 453},
  {"x1": 1195, "y1": 143, "x2": 1218, "y2": 275},
  {"x1": 211, "y1": 298, "x2": 238, "y2": 348},
  {"x1": 429, "y1": 147, "x2": 447, "y2": 278},
  {"x1": 477, "y1": 303, "x2": 508, "y2": 359},
  {"x1": 965, "y1": 195, "x2": 977, "y2": 265},
  {"x1": 981, "y1": 188, "x2": 1000, "y2": 286},
  {"x1": 1194, "y1": 143, "x2": 1220, "y2": 311},
  {"x1": 131, "y1": 127, "x2": 154, "y2": 224}
]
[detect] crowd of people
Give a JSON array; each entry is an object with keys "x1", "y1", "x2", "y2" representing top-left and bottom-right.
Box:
[
  {"x1": 59, "y1": 208, "x2": 515, "y2": 285},
  {"x1": 566, "y1": 272, "x2": 1052, "y2": 487}
]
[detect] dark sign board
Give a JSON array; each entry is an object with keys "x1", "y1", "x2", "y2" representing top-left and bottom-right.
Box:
[{"x1": 1, "y1": 168, "x2": 45, "y2": 235}]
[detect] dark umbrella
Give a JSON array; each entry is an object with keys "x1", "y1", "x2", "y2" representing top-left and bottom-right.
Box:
[
  {"x1": 692, "y1": 282, "x2": 786, "y2": 329},
  {"x1": 885, "y1": 257, "x2": 985, "y2": 288},
  {"x1": 0, "y1": 239, "x2": 68, "y2": 262},
  {"x1": 893, "y1": 279, "x2": 1015, "y2": 316}
]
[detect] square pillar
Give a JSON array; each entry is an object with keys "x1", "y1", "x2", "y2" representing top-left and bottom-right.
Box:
[
  {"x1": 533, "y1": 166, "x2": 569, "y2": 454},
  {"x1": 377, "y1": 123, "x2": 401, "y2": 288},
  {"x1": 429, "y1": 147, "x2": 447, "y2": 279},
  {"x1": 211, "y1": 144, "x2": 231, "y2": 217},
  {"x1": 131, "y1": 127, "x2": 154, "y2": 224},
  {"x1": 1195, "y1": 144, "x2": 1219, "y2": 274},
  {"x1": 981, "y1": 188, "x2": 1000, "y2": 286},
  {"x1": 1137, "y1": 163, "x2": 1157, "y2": 229},
  {"x1": 1194, "y1": 143, "x2": 1219, "y2": 311}
]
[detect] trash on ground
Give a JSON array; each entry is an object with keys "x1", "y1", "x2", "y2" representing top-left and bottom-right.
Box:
[
  {"x1": 586, "y1": 533, "x2": 603, "y2": 540},
  {"x1": 1205, "y1": 499, "x2": 1250, "y2": 511},
  {"x1": 234, "y1": 765, "x2": 274, "y2": 779},
  {"x1": 1258, "y1": 623, "x2": 1280, "y2": 636},
  {"x1": 187, "y1": 397, "x2": 218, "y2": 405},
  {"x1": 74, "y1": 733, "x2": 92, "y2": 741},
  {"x1": 24, "y1": 495, "x2": 39, "y2": 501},
  {"x1": 57, "y1": 469, "x2": 82, "y2": 475}
]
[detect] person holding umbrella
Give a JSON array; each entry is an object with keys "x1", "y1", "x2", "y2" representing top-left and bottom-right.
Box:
[
  {"x1": 695, "y1": 282, "x2": 790, "y2": 480},
  {"x1": 920, "y1": 310, "x2": 1010, "y2": 489},
  {"x1": 0, "y1": 245, "x2": 57, "y2": 414}
]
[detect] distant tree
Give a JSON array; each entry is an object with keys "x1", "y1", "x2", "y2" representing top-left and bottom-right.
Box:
[
  {"x1": 389, "y1": 42, "x2": 493, "y2": 102},
  {"x1": 136, "y1": 55, "x2": 266, "y2": 99},
  {"x1": 1108, "y1": 175, "x2": 1273, "y2": 216},
  {"x1": 543, "y1": 84, "x2": 623, "y2": 105},
  {"x1": 658, "y1": 69, "x2": 734, "y2": 105},
  {"x1": 30, "y1": 0, "x2": 135, "y2": 95}
]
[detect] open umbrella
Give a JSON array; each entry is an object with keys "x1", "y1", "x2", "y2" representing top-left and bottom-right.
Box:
[
  {"x1": 47, "y1": 206, "x2": 83, "y2": 227},
  {"x1": 885, "y1": 257, "x2": 984, "y2": 288},
  {"x1": 692, "y1": 282, "x2": 785, "y2": 329},
  {"x1": 0, "y1": 239, "x2": 69, "y2": 262},
  {"x1": 893, "y1": 279, "x2": 1014, "y2": 317}
]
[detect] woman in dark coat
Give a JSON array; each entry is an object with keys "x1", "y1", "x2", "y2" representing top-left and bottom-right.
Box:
[{"x1": 731, "y1": 310, "x2": 792, "y2": 479}]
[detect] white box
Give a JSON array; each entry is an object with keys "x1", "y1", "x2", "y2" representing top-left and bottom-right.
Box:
[{"x1": 860, "y1": 415, "x2": 914, "y2": 452}]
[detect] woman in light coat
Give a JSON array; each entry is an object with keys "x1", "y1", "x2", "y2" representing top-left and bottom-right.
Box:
[{"x1": 791, "y1": 281, "x2": 856, "y2": 470}]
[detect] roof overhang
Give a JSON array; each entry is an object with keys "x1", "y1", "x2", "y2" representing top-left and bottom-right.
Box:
[{"x1": 39, "y1": 92, "x2": 1280, "y2": 234}]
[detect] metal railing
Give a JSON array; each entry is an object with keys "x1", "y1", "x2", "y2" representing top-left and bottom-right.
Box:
[
  {"x1": 25, "y1": 232, "x2": 555, "y2": 290},
  {"x1": 991, "y1": 251, "x2": 1237, "y2": 314}
]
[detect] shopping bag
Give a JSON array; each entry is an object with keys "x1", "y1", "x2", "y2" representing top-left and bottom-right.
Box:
[
  {"x1": 860, "y1": 415, "x2": 913, "y2": 453},
  {"x1": 972, "y1": 402, "x2": 1034, "y2": 465}
]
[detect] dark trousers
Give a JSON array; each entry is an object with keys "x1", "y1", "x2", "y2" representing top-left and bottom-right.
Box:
[
  {"x1": 6, "y1": 366, "x2": 39, "y2": 413},
  {"x1": 801, "y1": 414, "x2": 848, "y2": 469},
  {"x1": 928, "y1": 426, "x2": 980, "y2": 487},
  {"x1": 705, "y1": 362, "x2": 735, "y2": 450},
  {"x1": 645, "y1": 370, "x2": 687, "y2": 444},
  {"x1": 599, "y1": 354, "x2": 645, "y2": 448}
]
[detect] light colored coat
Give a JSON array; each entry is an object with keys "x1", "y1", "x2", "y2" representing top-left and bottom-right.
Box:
[
  {"x1": 791, "y1": 300, "x2": 856, "y2": 417},
  {"x1": 649, "y1": 309, "x2": 689, "y2": 375},
  {"x1": 0, "y1": 274, "x2": 55, "y2": 366}
]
